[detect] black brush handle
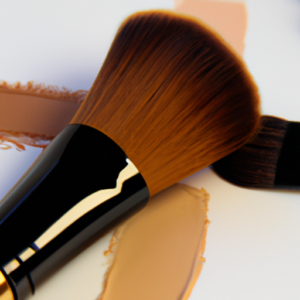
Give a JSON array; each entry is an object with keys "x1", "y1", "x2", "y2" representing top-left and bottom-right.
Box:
[
  {"x1": 275, "y1": 122, "x2": 300, "y2": 189},
  {"x1": 0, "y1": 125, "x2": 149, "y2": 300}
]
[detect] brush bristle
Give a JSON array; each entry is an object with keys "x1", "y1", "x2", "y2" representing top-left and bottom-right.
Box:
[
  {"x1": 213, "y1": 116, "x2": 289, "y2": 188},
  {"x1": 71, "y1": 11, "x2": 260, "y2": 195}
]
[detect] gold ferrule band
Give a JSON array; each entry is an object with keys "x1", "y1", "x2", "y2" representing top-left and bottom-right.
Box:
[{"x1": 0, "y1": 271, "x2": 14, "y2": 300}]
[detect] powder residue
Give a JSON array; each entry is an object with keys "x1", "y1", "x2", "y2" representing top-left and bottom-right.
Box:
[
  {"x1": 0, "y1": 81, "x2": 85, "y2": 136},
  {"x1": 99, "y1": 183, "x2": 209, "y2": 300},
  {"x1": 175, "y1": 0, "x2": 247, "y2": 56},
  {"x1": 0, "y1": 81, "x2": 87, "y2": 103},
  {"x1": 0, "y1": 130, "x2": 52, "y2": 150}
]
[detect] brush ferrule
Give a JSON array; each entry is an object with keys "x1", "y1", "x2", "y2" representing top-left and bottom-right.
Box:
[
  {"x1": 0, "y1": 270, "x2": 14, "y2": 300},
  {"x1": 0, "y1": 124, "x2": 149, "y2": 300},
  {"x1": 274, "y1": 122, "x2": 300, "y2": 189}
]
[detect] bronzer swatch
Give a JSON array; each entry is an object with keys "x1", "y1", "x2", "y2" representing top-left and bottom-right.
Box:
[
  {"x1": 175, "y1": 0, "x2": 247, "y2": 56},
  {"x1": 99, "y1": 184, "x2": 209, "y2": 300},
  {"x1": 0, "y1": 81, "x2": 85, "y2": 137}
]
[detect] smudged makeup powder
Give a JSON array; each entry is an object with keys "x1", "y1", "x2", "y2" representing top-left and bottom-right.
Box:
[
  {"x1": 175, "y1": 0, "x2": 247, "y2": 56},
  {"x1": 0, "y1": 81, "x2": 85, "y2": 137},
  {"x1": 99, "y1": 184, "x2": 209, "y2": 300}
]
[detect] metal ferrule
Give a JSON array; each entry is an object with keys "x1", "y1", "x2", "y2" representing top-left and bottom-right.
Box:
[
  {"x1": 0, "y1": 270, "x2": 14, "y2": 300},
  {"x1": 0, "y1": 125, "x2": 149, "y2": 300}
]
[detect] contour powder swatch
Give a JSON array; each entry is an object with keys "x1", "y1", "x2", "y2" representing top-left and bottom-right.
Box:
[
  {"x1": 0, "y1": 81, "x2": 84, "y2": 136},
  {"x1": 99, "y1": 183, "x2": 209, "y2": 300},
  {"x1": 175, "y1": 0, "x2": 247, "y2": 56}
]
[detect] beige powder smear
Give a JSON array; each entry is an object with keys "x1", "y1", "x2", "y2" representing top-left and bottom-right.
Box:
[
  {"x1": 175, "y1": 0, "x2": 247, "y2": 56},
  {"x1": 0, "y1": 81, "x2": 84, "y2": 137},
  {"x1": 99, "y1": 184, "x2": 209, "y2": 300}
]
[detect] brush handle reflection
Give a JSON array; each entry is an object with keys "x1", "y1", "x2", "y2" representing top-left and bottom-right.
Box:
[{"x1": 0, "y1": 125, "x2": 149, "y2": 300}]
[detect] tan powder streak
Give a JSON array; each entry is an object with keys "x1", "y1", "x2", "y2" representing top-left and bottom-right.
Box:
[
  {"x1": 175, "y1": 0, "x2": 247, "y2": 56},
  {"x1": 99, "y1": 184, "x2": 209, "y2": 300},
  {"x1": 0, "y1": 81, "x2": 84, "y2": 136}
]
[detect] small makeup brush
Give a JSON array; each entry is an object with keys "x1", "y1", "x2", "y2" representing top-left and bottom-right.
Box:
[
  {"x1": 213, "y1": 116, "x2": 300, "y2": 189},
  {"x1": 0, "y1": 11, "x2": 260, "y2": 300}
]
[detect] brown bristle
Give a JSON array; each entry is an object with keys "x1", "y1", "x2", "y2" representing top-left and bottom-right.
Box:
[
  {"x1": 213, "y1": 116, "x2": 289, "y2": 188},
  {"x1": 71, "y1": 11, "x2": 260, "y2": 195}
]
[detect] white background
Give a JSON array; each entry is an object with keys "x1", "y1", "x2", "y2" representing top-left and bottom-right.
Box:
[{"x1": 0, "y1": 0, "x2": 300, "y2": 299}]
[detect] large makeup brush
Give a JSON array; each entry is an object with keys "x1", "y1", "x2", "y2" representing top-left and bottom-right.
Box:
[
  {"x1": 213, "y1": 116, "x2": 300, "y2": 189},
  {"x1": 0, "y1": 11, "x2": 260, "y2": 300}
]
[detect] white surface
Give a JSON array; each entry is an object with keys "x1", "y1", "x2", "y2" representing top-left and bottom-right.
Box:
[
  {"x1": 186, "y1": 1, "x2": 300, "y2": 299},
  {"x1": 0, "y1": 0, "x2": 300, "y2": 299},
  {"x1": 31, "y1": 232, "x2": 113, "y2": 300},
  {"x1": 183, "y1": 169, "x2": 300, "y2": 300},
  {"x1": 0, "y1": 143, "x2": 42, "y2": 200},
  {"x1": 244, "y1": 0, "x2": 300, "y2": 121},
  {"x1": 0, "y1": 0, "x2": 173, "y2": 91}
]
